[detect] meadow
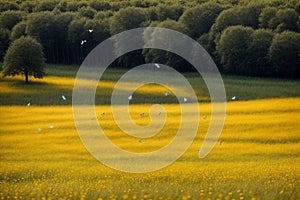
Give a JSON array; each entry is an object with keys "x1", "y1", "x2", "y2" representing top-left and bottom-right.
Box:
[{"x1": 0, "y1": 65, "x2": 300, "y2": 200}]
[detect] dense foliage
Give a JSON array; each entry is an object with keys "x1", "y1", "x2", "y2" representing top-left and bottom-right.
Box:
[
  {"x1": 0, "y1": 0, "x2": 299, "y2": 78},
  {"x1": 2, "y1": 36, "x2": 45, "y2": 83}
]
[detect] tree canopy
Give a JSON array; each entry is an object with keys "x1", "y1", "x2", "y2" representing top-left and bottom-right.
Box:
[
  {"x1": 269, "y1": 31, "x2": 300, "y2": 78},
  {"x1": 0, "y1": 0, "x2": 299, "y2": 78},
  {"x1": 2, "y1": 36, "x2": 45, "y2": 83}
]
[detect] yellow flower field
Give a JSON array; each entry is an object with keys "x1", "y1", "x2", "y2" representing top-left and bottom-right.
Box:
[{"x1": 0, "y1": 98, "x2": 299, "y2": 199}]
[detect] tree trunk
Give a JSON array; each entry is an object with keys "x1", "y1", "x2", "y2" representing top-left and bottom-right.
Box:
[{"x1": 25, "y1": 70, "x2": 29, "y2": 83}]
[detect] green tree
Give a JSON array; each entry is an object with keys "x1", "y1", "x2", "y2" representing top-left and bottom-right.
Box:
[
  {"x1": 26, "y1": 11, "x2": 57, "y2": 61},
  {"x1": 68, "y1": 17, "x2": 88, "y2": 64},
  {"x1": 0, "y1": 10, "x2": 25, "y2": 30},
  {"x1": 197, "y1": 32, "x2": 221, "y2": 70},
  {"x1": 269, "y1": 9, "x2": 299, "y2": 32},
  {"x1": 79, "y1": 6, "x2": 97, "y2": 19},
  {"x1": 68, "y1": 18, "x2": 88, "y2": 44},
  {"x1": 94, "y1": 10, "x2": 114, "y2": 20},
  {"x1": 0, "y1": 1, "x2": 19, "y2": 12},
  {"x1": 180, "y1": 2, "x2": 223, "y2": 39},
  {"x1": 66, "y1": 1, "x2": 88, "y2": 12},
  {"x1": 35, "y1": 0, "x2": 57, "y2": 12},
  {"x1": 216, "y1": 25, "x2": 254, "y2": 75},
  {"x1": 143, "y1": 20, "x2": 193, "y2": 71},
  {"x1": 20, "y1": 1, "x2": 35, "y2": 13},
  {"x1": 89, "y1": 1, "x2": 111, "y2": 11},
  {"x1": 110, "y1": 7, "x2": 148, "y2": 68},
  {"x1": 10, "y1": 21, "x2": 27, "y2": 42},
  {"x1": 259, "y1": 7, "x2": 277, "y2": 28},
  {"x1": 212, "y1": 6, "x2": 261, "y2": 34},
  {"x1": 26, "y1": 11, "x2": 74, "y2": 63},
  {"x1": 155, "y1": 4, "x2": 183, "y2": 21},
  {"x1": 269, "y1": 31, "x2": 300, "y2": 78},
  {"x1": 110, "y1": 7, "x2": 148, "y2": 35},
  {"x1": 2, "y1": 36, "x2": 45, "y2": 83},
  {"x1": 247, "y1": 29, "x2": 274, "y2": 76},
  {"x1": 0, "y1": 28, "x2": 10, "y2": 61}
]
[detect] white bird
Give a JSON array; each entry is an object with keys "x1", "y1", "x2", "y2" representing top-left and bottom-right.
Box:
[
  {"x1": 164, "y1": 91, "x2": 168, "y2": 96},
  {"x1": 155, "y1": 63, "x2": 160, "y2": 69},
  {"x1": 183, "y1": 97, "x2": 187, "y2": 102},
  {"x1": 140, "y1": 112, "x2": 145, "y2": 117},
  {"x1": 100, "y1": 112, "x2": 105, "y2": 117},
  {"x1": 138, "y1": 139, "x2": 143, "y2": 143},
  {"x1": 62, "y1": 95, "x2": 66, "y2": 101},
  {"x1": 88, "y1": 29, "x2": 93, "y2": 33},
  {"x1": 38, "y1": 127, "x2": 42, "y2": 132},
  {"x1": 80, "y1": 40, "x2": 87, "y2": 45},
  {"x1": 50, "y1": 125, "x2": 54, "y2": 129},
  {"x1": 232, "y1": 96, "x2": 236, "y2": 100},
  {"x1": 128, "y1": 95, "x2": 132, "y2": 101},
  {"x1": 27, "y1": 102, "x2": 30, "y2": 107}
]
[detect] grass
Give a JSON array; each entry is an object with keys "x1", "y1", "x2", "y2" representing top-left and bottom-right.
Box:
[
  {"x1": 0, "y1": 64, "x2": 299, "y2": 105},
  {"x1": 0, "y1": 64, "x2": 299, "y2": 199}
]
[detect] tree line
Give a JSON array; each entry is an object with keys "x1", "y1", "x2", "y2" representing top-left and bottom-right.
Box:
[{"x1": 0, "y1": 0, "x2": 299, "y2": 78}]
